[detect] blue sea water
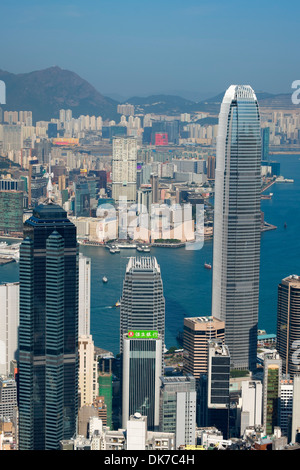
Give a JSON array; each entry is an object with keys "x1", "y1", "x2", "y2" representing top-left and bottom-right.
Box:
[{"x1": 1, "y1": 154, "x2": 299, "y2": 355}]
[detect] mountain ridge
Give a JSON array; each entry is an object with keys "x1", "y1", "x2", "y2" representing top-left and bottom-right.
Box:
[{"x1": 0, "y1": 66, "x2": 298, "y2": 122}]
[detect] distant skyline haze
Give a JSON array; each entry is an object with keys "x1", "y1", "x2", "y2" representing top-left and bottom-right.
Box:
[{"x1": 0, "y1": 0, "x2": 299, "y2": 98}]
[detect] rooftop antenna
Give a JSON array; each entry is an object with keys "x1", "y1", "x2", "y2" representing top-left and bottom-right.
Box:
[{"x1": 45, "y1": 153, "x2": 54, "y2": 203}]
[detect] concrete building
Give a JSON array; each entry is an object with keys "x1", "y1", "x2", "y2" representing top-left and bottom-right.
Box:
[
  {"x1": 183, "y1": 316, "x2": 225, "y2": 378},
  {"x1": 0, "y1": 283, "x2": 19, "y2": 376},
  {"x1": 78, "y1": 254, "x2": 91, "y2": 336},
  {"x1": 240, "y1": 380, "x2": 263, "y2": 435},
  {"x1": 291, "y1": 374, "x2": 300, "y2": 443},
  {"x1": 111, "y1": 137, "x2": 137, "y2": 205},
  {"x1": 78, "y1": 335, "x2": 98, "y2": 407},
  {"x1": 160, "y1": 376, "x2": 196, "y2": 448},
  {"x1": 279, "y1": 375, "x2": 293, "y2": 438}
]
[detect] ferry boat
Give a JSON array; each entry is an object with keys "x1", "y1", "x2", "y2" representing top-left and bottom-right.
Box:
[{"x1": 204, "y1": 262, "x2": 212, "y2": 270}]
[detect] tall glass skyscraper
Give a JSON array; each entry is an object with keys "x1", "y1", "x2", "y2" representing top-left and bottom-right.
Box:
[
  {"x1": 18, "y1": 202, "x2": 79, "y2": 450},
  {"x1": 120, "y1": 256, "x2": 165, "y2": 430},
  {"x1": 212, "y1": 85, "x2": 261, "y2": 371},
  {"x1": 120, "y1": 256, "x2": 165, "y2": 353}
]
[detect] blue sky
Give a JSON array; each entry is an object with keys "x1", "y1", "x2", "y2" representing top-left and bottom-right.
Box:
[{"x1": 0, "y1": 0, "x2": 298, "y2": 99}]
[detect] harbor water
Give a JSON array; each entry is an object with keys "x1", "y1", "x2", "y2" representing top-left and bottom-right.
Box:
[{"x1": 1, "y1": 154, "x2": 299, "y2": 355}]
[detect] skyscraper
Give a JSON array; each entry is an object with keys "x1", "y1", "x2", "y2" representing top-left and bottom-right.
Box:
[
  {"x1": 120, "y1": 256, "x2": 165, "y2": 354},
  {"x1": 212, "y1": 85, "x2": 262, "y2": 371},
  {"x1": 183, "y1": 316, "x2": 225, "y2": 379},
  {"x1": 18, "y1": 202, "x2": 79, "y2": 450},
  {"x1": 111, "y1": 136, "x2": 137, "y2": 205},
  {"x1": 261, "y1": 127, "x2": 270, "y2": 161},
  {"x1": 0, "y1": 282, "x2": 19, "y2": 376},
  {"x1": 122, "y1": 332, "x2": 163, "y2": 430},
  {"x1": 159, "y1": 376, "x2": 196, "y2": 448},
  {"x1": 78, "y1": 253, "x2": 91, "y2": 336},
  {"x1": 277, "y1": 275, "x2": 300, "y2": 378}
]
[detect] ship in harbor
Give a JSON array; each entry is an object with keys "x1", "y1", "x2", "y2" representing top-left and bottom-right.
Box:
[
  {"x1": 204, "y1": 262, "x2": 212, "y2": 269},
  {"x1": 0, "y1": 242, "x2": 20, "y2": 262}
]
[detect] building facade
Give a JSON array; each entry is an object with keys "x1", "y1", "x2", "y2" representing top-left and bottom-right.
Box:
[
  {"x1": 111, "y1": 137, "x2": 137, "y2": 205},
  {"x1": 212, "y1": 85, "x2": 262, "y2": 371},
  {"x1": 183, "y1": 316, "x2": 225, "y2": 378},
  {"x1": 120, "y1": 256, "x2": 165, "y2": 354},
  {"x1": 18, "y1": 202, "x2": 79, "y2": 450},
  {"x1": 159, "y1": 376, "x2": 196, "y2": 448},
  {"x1": 122, "y1": 334, "x2": 163, "y2": 430},
  {"x1": 0, "y1": 283, "x2": 19, "y2": 376},
  {"x1": 277, "y1": 275, "x2": 300, "y2": 378}
]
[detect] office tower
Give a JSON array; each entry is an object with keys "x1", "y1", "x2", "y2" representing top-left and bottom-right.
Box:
[
  {"x1": 207, "y1": 155, "x2": 216, "y2": 180},
  {"x1": 150, "y1": 173, "x2": 159, "y2": 204},
  {"x1": 277, "y1": 275, "x2": 300, "y2": 378},
  {"x1": 261, "y1": 127, "x2": 270, "y2": 161},
  {"x1": 0, "y1": 283, "x2": 19, "y2": 376},
  {"x1": 78, "y1": 254, "x2": 91, "y2": 336},
  {"x1": 291, "y1": 374, "x2": 300, "y2": 443},
  {"x1": 0, "y1": 191, "x2": 23, "y2": 235},
  {"x1": 111, "y1": 137, "x2": 137, "y2": 205},
  {"x1": 279, "y1": 375, "x2": 293, "y2": 439},
  {"x1": 2, "y1": 124, "x2": 23, "y2": 155},
  {"x1": 74, "y1": 180, "x2": 90, "y2": 217},
  {"x1": 78, "y1": 335, "x2": 97, "y2": 407},
  {"x1": 137, "y1": 185, "x2": 152, "y2": 215},
  {"x1": 18, "y1": 202, "x2": 79, "y2": 450},
  {"x1": 0, "y1": 376, "x2": 18, "y2": 422},
  {"x1": 263, "y1": 352, "x2": 282, "y2": 435},
  {"x1": 159, "y1": 376, "x2": 196, "y2": 448},
  {"x1": 212, "y1": 85, "x2": 261, "y2": 371},
  {"x1": 240, "y1": 380, "x2": 263, "y2": 435},
  {"x1": 183, "y1": 316, "x2": 225, "y2": 379},
  {"x1": 122, "y1": 332, "x2": 163, "y2": 430},
  {"x1": 120, "y1": 257, "x2": 165, "y2": 353},
  {"x1": 207, "y1": 342, "x2": 230, "y2": 439}
]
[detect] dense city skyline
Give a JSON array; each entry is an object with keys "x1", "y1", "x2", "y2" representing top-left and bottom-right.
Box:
[
  {"x1": 0, "y1": 0, "x2": 299, "y2": 99},
  {"x1": 1, "y1": 1, "x2": 300, "y2": 453}
]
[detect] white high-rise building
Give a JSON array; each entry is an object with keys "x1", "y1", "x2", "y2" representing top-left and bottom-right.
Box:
[
  {"x1": 240, "y1": 380, "x2": 263, "y2": 435},
  {"x1": 112, "y1": 137, "x2": 137, "y2": 205},
  {"x1": 0, "y1": 282, "x2": 19, "y2": 376},
  {"x1": 78, "y1": 335, "x2": 98, "y2": 407},
  {"x1": 291, "y1": 374, "x2": 300, "y2": 443},
  {"x1": 212, "y1": 85, "x2": 262, "y2": 371},
  {"x1": 79, "y1": 254, "x2": 91, "y2": 336},
  {"x1": 160, "y1": 376, "x2": 196, "y2": 448}
]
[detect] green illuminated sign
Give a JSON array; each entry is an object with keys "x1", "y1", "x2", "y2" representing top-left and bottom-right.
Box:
[{"x1": 128, "y1": 330, "x2": 158, "y2": 339}]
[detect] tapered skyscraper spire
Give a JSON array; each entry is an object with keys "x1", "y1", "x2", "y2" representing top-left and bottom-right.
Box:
[{"x1": 212, "y1": 85, "x2": 261, "y2": 371}]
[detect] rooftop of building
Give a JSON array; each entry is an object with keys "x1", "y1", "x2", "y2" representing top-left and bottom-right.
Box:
[
  {"x1": 282, "y1": 274, "x2": 300, "y2": 288},
  {"x1": 126, "y1": 256, "x2": 160, "y2": 273},
  {"x1": 184, "y1": 315, "x2": 224, "y2": 330}
]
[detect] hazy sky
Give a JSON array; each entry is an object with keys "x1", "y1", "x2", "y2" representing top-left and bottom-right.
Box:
[{"x1": 0, "y1": 0, "x2": 298, "y2": 99}]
